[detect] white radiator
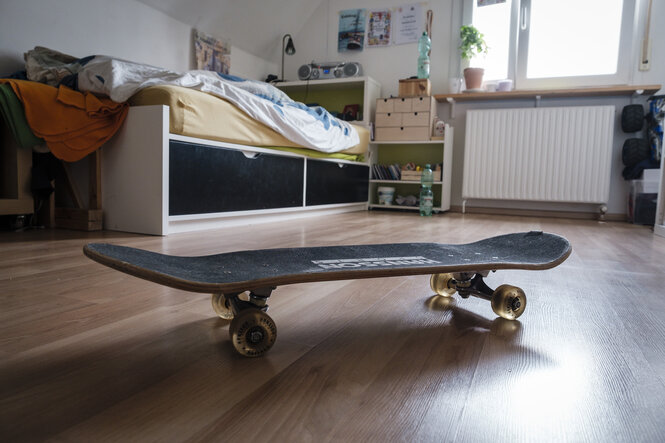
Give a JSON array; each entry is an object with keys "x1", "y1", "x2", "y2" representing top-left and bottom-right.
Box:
[{"x1": 463, "y1": 106, "x2": 615, "y2": 204}]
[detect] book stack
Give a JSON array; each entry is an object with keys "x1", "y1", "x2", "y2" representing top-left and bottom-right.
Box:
[
  {"x1": 372, "y1": 163, "x2": 443, "y2": 181},
  {"x1": 371, "y1": 163, "x2": 401, "y2": 180}
]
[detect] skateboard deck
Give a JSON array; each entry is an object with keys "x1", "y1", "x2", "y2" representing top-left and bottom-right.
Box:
[{"x1": 84, "y1": 231, "x2": 571, "y2": 357}]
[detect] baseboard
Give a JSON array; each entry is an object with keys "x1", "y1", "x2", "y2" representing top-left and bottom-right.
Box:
[
  {"x1": 166, "y1": 203, "x2": 368, "y2": 235},
  {"x1": 449, "y1": 205, "x2": 627, "y2": 222}
]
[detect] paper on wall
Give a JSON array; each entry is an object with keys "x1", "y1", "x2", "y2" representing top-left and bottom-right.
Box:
[
  {"x1": 393, "y1": 3, "x2": 423, "y2": 45},
  {"x1": 367, "y1": 9, "x2": 392, "y2": 47}
]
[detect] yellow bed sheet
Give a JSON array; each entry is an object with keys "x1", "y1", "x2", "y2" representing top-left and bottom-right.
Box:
[{"x1": 128, "y1": 85, "x2": 369, "y2": 158}]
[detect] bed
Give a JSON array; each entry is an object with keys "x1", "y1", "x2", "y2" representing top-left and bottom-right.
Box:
[
  {"x1": 103, "y1": 84, "x2": 371, "y2": 235},
  {"x1": 4, "y1": 49, "x2": 372, "y2": 235}
]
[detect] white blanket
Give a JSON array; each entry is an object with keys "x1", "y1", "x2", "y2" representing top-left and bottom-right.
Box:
[{"x1": 77, "y1": 56, "x2": 359, "y2": 153}]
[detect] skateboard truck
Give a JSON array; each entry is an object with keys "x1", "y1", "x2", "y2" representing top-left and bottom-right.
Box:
[
  {"x1": 211, "y1": 288, "x2": 278, "y2": 357},
  {"x1": 430, "y1": 272, "x2": 527, "y2": 321}
]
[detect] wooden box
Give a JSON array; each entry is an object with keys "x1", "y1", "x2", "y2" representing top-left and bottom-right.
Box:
[
  {"x1": 55, "y1": 208, "x2": 103, "y2": 231},
  {"x1": 373, "y1": 96, "x2": 436, "y2": 142},
  {"x1": 400, "y1": 170, "x2": 442, "y2": 182},
  {"x1": 374, "y1": 126, "x2": 430, "y2": 141},
  {"x1": 398, "y1": 78, "x2": 431, "y2": 97}
]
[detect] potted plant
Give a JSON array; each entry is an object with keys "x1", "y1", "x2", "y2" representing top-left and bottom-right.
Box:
[{"x1": 459, "y1": 24, "x2": 488, "y2": 91}]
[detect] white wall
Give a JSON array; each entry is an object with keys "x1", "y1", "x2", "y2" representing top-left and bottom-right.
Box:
[
  {"x1": 0, "y1": 0, "x2": 276, "y2": 80},
  {"x1": 287, "y1": 0, "x2": 664, "y2": 216},
  {"x1": 631, "y1": 0, "x2": 665, "y2": 89},
  {"x1": 286, "y1": 0, "x2": 455, "y2": 95}
]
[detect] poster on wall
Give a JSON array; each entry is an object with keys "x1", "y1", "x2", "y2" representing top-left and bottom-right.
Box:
[
  {"x1": 338, "y1": 9, "x2": 366, "y2": 52},
  {"x1": 194, "y1": 30, "x2": 231, "y2": 74},
  {"x1": 393, "y1": 3, "x2": 423, "y2": 45},
  {"x1": 367, "y1": 9, "x2": 392, "y2": 47}
]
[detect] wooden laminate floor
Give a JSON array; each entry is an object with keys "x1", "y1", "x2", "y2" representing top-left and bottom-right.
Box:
[{"x1": 1, "y1": 212, "x2": 664, "y2": 442}]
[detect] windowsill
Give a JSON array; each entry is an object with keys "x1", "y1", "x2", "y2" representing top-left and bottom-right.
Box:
[{"x1": 434, "y1": 84, "x2": 661, "y2": 102}]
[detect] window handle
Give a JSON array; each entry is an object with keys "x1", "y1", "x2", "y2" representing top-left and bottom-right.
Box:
[{"x1": 521, "y1": 5, "x2": 528, "y2": 30}]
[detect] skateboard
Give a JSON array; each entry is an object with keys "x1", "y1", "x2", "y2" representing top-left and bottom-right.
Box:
[{"x1": 83, "y1": 231, "x2": 571, "y2": 357}]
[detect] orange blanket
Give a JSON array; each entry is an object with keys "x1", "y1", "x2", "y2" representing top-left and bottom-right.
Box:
[{"x1": 0, "y1": 79, "x2": 128, "y2": 161}]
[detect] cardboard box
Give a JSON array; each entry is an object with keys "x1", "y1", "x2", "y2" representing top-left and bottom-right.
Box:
[
  {"x1": 628, "y1": 179, "x2": 659, "y2": 224},
  {"x1": 399, "y1": 78, "x2": 431, "y2": 97},
  {"x1": 642, "y1": 169, "x2": 660, "y2": 181}
]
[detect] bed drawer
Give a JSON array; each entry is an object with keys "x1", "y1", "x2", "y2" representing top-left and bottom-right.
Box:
[
  {"x1": 306, "y1": 160, "x2": 369, "y2": 206},
  {"x1": 169, "y1": 141, "x2": 304, "y2": 215}
]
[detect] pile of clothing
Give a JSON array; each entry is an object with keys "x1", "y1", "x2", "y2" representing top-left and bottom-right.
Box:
[{"x1": 0, "y1": 47, "x2": 128, "y2": 162}]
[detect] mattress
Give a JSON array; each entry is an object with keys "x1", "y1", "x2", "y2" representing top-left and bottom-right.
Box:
[{"x1": 128, "y1": 85, "x2": 369, "y2": 159}]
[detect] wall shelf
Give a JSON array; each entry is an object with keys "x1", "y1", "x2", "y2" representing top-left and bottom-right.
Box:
[
  {"x1": 369, "y1": 203, "x2": 447, "y2": 212},
  {"x1": 371, "y1": 179, "x2": 443, "y2": 185},
  {"x1": 435, "y1": 84, "x2": 662, "y2": 103}
]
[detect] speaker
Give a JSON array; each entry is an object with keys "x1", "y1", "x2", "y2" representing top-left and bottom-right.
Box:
[
  {"x1": 343, "y1": 62, "x2": 362, "y2": 77},
  {"x1": 297, "y1": 62, "x2": 363, "y2": 80},
  {"x1": 297, "y1": 64, "x2": 312, "y2": 81}
]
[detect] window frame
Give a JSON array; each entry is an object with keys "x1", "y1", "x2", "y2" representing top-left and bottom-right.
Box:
[{"x1": 462, "y1": 0, "x2": 637, "y2": 89}]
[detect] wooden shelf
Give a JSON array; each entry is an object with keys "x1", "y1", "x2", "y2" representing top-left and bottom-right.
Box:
[
  {"x1": 275, "y1": 76, "x2": 381, "y2": 128},
  {"x1": 371, "y1": 139, "x2": 444, "y2": 145},
  {"x1": 369, "y1": 203, "x2": 445, "y2": 212},
  {"x1": 274, "y1": 76, "x2": 378, "y2": 91},
  {"x1": 368, "y1": 124, "x2": 453, "y2": 212},
  {"x1": 370, "y1": 180, "x2": 443, "y2": 185},
  {"x1": 435, "y1": 84, "x2": 662, "y2": 102}
]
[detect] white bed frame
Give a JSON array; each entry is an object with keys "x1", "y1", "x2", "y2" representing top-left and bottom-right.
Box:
[{"x1": 102, "y1": 105, "x2": 368, "y2": 235}]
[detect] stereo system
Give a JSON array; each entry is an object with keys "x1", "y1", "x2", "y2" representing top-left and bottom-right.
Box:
[{"x1": 297, "y1": 61, "x2": 363, "y2": 81}]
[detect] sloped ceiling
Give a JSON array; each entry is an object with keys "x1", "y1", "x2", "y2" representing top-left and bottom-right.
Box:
[{"x1": 135, "y1": 0, "x2": 325, "y2": 62}]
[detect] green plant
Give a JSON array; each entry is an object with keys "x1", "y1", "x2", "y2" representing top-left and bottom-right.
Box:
[{"x1": 459, "y1": 25, "x2": 488, "y2": 60}]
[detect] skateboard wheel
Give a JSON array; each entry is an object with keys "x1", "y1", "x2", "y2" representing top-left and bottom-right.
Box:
[
  {"x1": 211, "y1": 293, "x2": 234, "y2": 320},
  {"x1": 229, "y1": 309, "x2": 277, "y2": 357},
  {"x1": 430, "y1": 273, "x2": 456, "y2": 297},
  {"x1": 491, "y1": 285, "x2": 526, "y2": 320}
]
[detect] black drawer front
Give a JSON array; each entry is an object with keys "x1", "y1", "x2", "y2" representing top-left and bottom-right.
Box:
[
  {"x1": 169, "y1": 141, "x2": 304, "y2": 215},
  {"x1": 306, "y1": 160, "x2": 369, "y2": 206}
]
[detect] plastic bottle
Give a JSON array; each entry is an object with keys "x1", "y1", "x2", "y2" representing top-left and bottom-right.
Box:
[
  {"x1": 417, "y1": 31, "x2": 431, "y2": 79},
  {"x1": 419, "y1": 164, "x2": 434, "y2": 216}
]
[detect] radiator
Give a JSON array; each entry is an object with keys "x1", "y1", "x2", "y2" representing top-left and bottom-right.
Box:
[{"x1": 463, "y1": 106, "x2": 615, "y2": 205}]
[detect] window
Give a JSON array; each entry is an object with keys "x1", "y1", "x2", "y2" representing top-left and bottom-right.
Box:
[
  {"x1": 465, "y1": 0, "x2": 515, "y2": 82},
  {"x1": 463, "y1": 0, "x2": 635, "y2": 88}
]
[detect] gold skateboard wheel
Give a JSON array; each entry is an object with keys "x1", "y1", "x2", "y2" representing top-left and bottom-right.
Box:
[
  {"x1": 211, "y1": 293, "x2": 234, "y2": 320},
  {"x1": 229, "y1": 309, "x2": 277, "y2": 357},
  {"x1": 491, "y1": 284, "x2": 526, "y2": 320},
  {"x1": 430, "y1": 273, "x2": 456, "y2": 297}
]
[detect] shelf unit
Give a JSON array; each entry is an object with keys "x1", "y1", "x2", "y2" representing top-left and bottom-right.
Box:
[
  {"x1": 274, "y1": 76, "x2": 381, "y2": 127},
  {"x1": 368, "y1": 125, "x2": 454, "y2": 212}
]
